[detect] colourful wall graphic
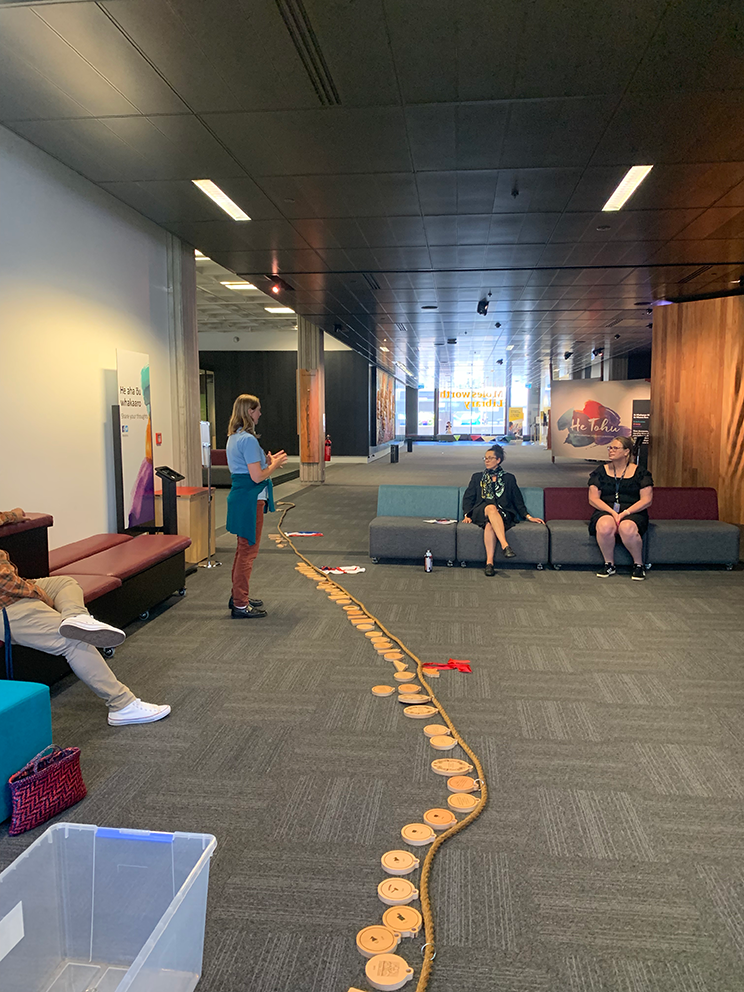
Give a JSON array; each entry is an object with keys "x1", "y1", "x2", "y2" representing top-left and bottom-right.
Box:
[
  {"x1": 117, "y1": 349, "x2": 154, "y2": 527},
  {"x1": 550, "y1": 380, "x2": 651, "y2": 460}
]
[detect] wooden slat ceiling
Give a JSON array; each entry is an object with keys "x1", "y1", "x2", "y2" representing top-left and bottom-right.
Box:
[{"x1": 1, "y1": 0, "x2": 743, "y2": 383}]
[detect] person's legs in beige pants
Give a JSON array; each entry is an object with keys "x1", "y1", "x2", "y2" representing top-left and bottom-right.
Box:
[{"x1": 4, "y1": 576, "x2": 135, "y2": 711}]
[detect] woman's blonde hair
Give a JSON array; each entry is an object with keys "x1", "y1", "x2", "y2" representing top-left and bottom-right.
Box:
[{"x1": 227, "y1": 394, "x2": 261, "y2": 437}]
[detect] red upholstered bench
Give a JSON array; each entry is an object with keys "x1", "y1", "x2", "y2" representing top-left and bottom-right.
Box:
[
  {"x1": 0, "y1": 513, "x2": 54, "y2": 578},
  {"x1": 544, "y1": 486, "x2": 739, "y2": 568},
  {"x1": 49, "y1": 534, "x2": 133, "y2": 572},
  {"x1": 50, "y1": 533, "x2": 192, "y2": 628},
  {"x1": 202, "y1": 448, "x2": 231, "y2": 487}
]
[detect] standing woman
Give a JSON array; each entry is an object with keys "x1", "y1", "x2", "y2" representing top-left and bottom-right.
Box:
[
  {"x1": 463, "y1": 444, "x2": 545, "y2": 576},
  {"x1": 588, "y1": 435, "x2": 653, "y2": 580},
  {"x1": 226, "y1": 394, "x2": 287, "y2": 618}
]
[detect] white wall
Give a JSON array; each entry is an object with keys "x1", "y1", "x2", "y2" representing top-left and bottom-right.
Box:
[
  {"x1": 0, "y1": 125, "x2": 176, "y2": 548},
  {"x1": 198, "y1": 330, "x2": 351, "y2": 351}
]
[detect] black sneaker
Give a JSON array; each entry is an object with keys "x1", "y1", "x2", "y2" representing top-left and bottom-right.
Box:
[
  {"x1": 503, "y1": 546, "x2": 516, "y2": 559},
  {"x1": 631, "y1": 564, "x2": 646, "y2": 581},
  {"x1": 231, "y1": 605, "x2": 268, "y2": 619},
  {"x1": 228, "y1": 596, "x2": 263, "y2": 609},
  {"x1": 597, "y1": 563, "x2": 617, "y2": 578},
  {"x1": 484, "y1": 563, "x2": 495, "y2": 576}
]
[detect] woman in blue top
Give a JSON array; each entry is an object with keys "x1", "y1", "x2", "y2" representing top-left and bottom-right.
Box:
[{"x1": 225, "y1": 394, "x2": 287, "y2": 618}]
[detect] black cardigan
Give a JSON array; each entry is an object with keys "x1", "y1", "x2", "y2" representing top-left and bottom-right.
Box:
[{"x1": 462, "y1": 471, "x2": 529, "y2": 523}]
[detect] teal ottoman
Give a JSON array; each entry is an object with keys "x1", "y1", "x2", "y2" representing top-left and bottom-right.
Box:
[{"x1": 0, "y1": 681, "x2": 53, "y2": 823}]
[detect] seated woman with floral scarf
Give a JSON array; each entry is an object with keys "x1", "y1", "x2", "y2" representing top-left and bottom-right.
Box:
[{"x1": 462, "y1": 445, "x2": 545, "y2": 576}]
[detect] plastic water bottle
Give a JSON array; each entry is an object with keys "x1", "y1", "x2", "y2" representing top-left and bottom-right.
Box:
[{"x1": 424, "y1": 550, "x2": 433, "y2": 572}]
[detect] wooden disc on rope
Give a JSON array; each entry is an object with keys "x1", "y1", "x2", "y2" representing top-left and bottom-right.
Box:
[
  {"x1": 356, "y1": 925, "x2": 401, "y2": 958},
  {"x1": 372, "y1": 685, "x2": 396, "y2": 697},
  {"x1": 400, "y1": 822, "x2": 436, "y2": 845},
  {"x1": 423, "y1": 723, "x2": 450, "y2": 737},
  {"x1": 423, "y1": 807, "x2": 457, "y2": 831},
  {"x1": 446, "y1": 775, "x2": 478, "y2": 793},
  {"x1": 397, "y1": 684, "x2": 422, "y2": 693},
  {"x1": 431, "y1": 758, "x2": 473, "y2": 776},
  {"x1": 392, "y1": 660, "x2": 408, "y2": 672},
  {"x1": 394, "y1": 671, "x2": 416, "y2": 682},
  {"x1": 365, "y1": 953, "x2": 414, "y2": 991},
  {"x1": 421, "y1": 667, "x2": 440, "y2": 678},
  {"x1": 384, "y1": 652, "x2": 404, "y2": 661},
  {"x1": 398, "y1": 692, "x2": 431, "y2": 706},
  {"x1": 357, "y1": 623, "x2": 376, "y2": 632},
  {"x1": 382, "y1": 906, "x2": 422, "y2": 939},
  {"x1": 429, "y1": 734, "x2": 457, "y2": 750},
  {"x1": 403, "y1": 704, "x2": 438, "y2": 719},
  {"x1": 381, "y1": 850, "x2": 420, "y2": 876},
  {"x1": 365, "y1": 630, "x2": 382, "y2": 638},
  {"x1": 448, "y1": 792, "x2": 480, "y2": 813},
  {"x1": 377, "y1": 877, "x2": 419, "y2": 906}
]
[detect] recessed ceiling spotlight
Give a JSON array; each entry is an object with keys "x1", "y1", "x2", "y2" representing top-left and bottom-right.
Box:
[
  {"x1": 506, "y1": 344, "x2": 515, "y2": 351},
  {"x1": 602, "y1": 165, "x2": 653, "y2": 212},
  {"x1": 477, "y1": 292, "x2": 491, "y2": 316},
  {"x1": 496, "y1": 358, "x2": 504, "y2": 365},
  {"x1": 191, "y1": 180, "x2": 251, "y2": 221},
  {"x1": 592, "y1": 347, "x2": 604, "y2": 357},
  {"x1": 564, "y1": 351, "x2": 573, "y2": 359},
  {"x1": 380, "y1": 346, "x2": 390, "y2": 353}
]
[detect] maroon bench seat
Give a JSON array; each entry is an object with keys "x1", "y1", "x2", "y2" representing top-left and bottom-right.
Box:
[
  {"x1": 61, "y1": 573, "x2": 122, "y2": 602},
  {"x1": 51, "y1": 534, "x2": 191, "y2": 581},
  {"x1": 544, "y1": 486, "x2": 739, "y2": 567},
  {"x1": 49, "y1": 533, "x2": 133, "y2": 572}
]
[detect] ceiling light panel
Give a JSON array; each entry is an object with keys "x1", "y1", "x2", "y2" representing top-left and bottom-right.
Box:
[
  {"x1": 602, "y1": 166, "x2": 653, "y2": 212},
  {"x1": 191, "y1": 180, "x2": 251, "y2": 221},
  {"x1": 265, "y1": 307, "x2": 295, "y2": 313},
  {"x1": 221, "y1": 281, "x2": 258, "y2": 290}
]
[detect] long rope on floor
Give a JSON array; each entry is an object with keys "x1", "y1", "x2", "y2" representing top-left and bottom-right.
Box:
[{"x1": 276, "y1": 501, "x2": 488, "y2": 992}]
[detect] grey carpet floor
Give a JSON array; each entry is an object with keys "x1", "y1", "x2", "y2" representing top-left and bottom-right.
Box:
[{"x1": 2, "y1": 453, "x2": 744, "y2": 992}]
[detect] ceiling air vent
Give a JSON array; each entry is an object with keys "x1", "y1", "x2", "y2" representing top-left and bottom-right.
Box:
[
  {"x1": 362, "y1": 273, "x2": 381, "y2": 291},
  {"x1": 677, "y1": 264, "x2": 713, "y2": 285},
  {"x1": 275, "y1": 0, "x2": 341, "y2": 106}
]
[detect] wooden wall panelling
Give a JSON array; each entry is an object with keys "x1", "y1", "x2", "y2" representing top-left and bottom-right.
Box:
[{"x1": 650, "y1": 295, "x2": 744, "y2": 528}]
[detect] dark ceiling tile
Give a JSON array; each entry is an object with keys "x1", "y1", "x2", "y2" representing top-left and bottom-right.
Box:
[
  {"x1": 36, "y1": 3, "x2": 188, "y2": 115},
  {"x1": 591, "y1": 92, "x2": 744, "y2": 166},
  {"x1": 406, "y1": 105, "x2": 456, "y2": 171},
  {"x1": 206, "y1": 108, "x2": 410, "y2": 176},
  {"x1": 102, "y1": 0, "x2": 319, "y2": 112},
  {"x1": 417, "y1": 173, "x2": 458, "y2": 215},
  {"x1": 502, "y1": 97, "x2": 617, "y2": 169},
  {"x1": 0, "y1": 7, "x2": 142, "y2": 118},
  {"x1": 0, "y1": 43, "x2": 93, "y2": 121},
  {"x1": 455, "y1": 104, "x2": 511, "y2": 170},
  {"x1": 385, "y1": 1, "x2": 457, "y2": 104},
  {"x1": 630, "y1": 0, "x2": 744, "y2": 94},
  {"x1": 674, "y1": 207, "x2": 744, "y2": 241}
]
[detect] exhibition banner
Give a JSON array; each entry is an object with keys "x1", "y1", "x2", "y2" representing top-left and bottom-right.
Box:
[
  {"x1": 117, "y1": 349, "x2": 154, "y2": 527},
  {"x1": 376, "y1": 369, "x2": 396, "y2": 444},
  {"x1": 550, "y1": 379, "x2": 651, "y2": 459}
]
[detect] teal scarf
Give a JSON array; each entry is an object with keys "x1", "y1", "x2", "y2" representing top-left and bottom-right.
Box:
[{"x1": 480, "y1": 467, "x2": 505, "y2": 502}]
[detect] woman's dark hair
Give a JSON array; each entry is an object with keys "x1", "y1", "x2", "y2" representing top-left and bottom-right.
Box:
[{"x1": 486, "y1": 444, "x2": 505, "y2": 463}]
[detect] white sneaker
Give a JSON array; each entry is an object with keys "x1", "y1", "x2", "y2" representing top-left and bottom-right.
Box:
[
  {"x1": 59, "y1": 614, "x2": 126, "y2": 648},
  {"x1": 108, "y1": 699, "x2": 171, "y2": 726}
]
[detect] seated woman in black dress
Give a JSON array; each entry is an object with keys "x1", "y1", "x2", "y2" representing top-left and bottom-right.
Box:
[
  {"x1": 588, "y1": 435, "x2": 653, "y2": 580},
  {"x1": 463, "y1": 445, "x2": 545, "y2": 576}
]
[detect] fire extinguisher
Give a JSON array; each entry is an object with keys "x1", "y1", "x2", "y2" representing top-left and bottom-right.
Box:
[{"x1": 324, "y1": 435, "x2": 332, "y2": 462}]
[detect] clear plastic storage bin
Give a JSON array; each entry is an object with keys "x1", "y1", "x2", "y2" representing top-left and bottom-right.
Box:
[{"x1": 0, "y1": 823, "x2": 217, "y2": 992}]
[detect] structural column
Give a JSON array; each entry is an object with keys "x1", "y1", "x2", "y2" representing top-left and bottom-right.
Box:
[
  {"x1": 297, "y1": 315, "x2": 326, "y2": 484},
  {"x1": 166, "y1": 234, "x2": 202, "y2": 486}
]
